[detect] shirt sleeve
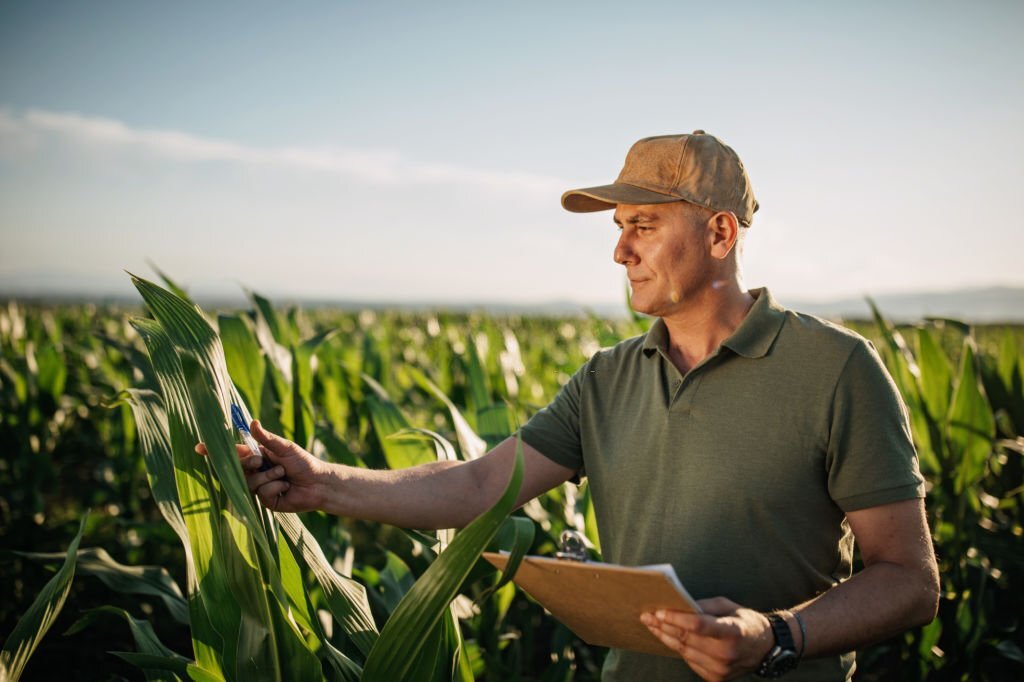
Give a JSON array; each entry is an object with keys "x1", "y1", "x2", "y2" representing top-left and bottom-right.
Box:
[
  {"x1": 517, "y1": 360, "x2": 588, "y2": 475},
  {"x1": 826, "y1": 339, "x2": 926, "y2": 512}
]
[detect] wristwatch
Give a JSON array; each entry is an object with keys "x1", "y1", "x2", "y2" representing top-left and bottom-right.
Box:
[{"x1": 756, "y1": 612, "x2": 799, "y2": 678}]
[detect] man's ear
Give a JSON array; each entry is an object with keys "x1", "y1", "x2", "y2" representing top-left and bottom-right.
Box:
[{"x1": 707, "y1": 211, "x2": 740, "y2": 260}]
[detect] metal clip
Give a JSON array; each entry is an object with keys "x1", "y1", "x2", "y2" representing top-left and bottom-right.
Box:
[{"x1": 555, "y1": 530, "x2": 588, "y2": 562}]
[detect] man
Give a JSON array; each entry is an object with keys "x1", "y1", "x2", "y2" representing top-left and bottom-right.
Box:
[{"x1": 232, "y1": 131, "x2": 939, "y2": 681}]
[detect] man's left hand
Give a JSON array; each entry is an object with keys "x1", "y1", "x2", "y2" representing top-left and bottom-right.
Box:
[{"x1": 641, "y1": 597, "x2": 774, "y2": 682}]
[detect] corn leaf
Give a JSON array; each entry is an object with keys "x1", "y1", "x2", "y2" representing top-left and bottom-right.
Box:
[
  {"x1": 949, "y1": 342, "x2": 996, "y2": 493},
  {"x1": 66, "y1": 606, "x2": 188, "y2": 682},
  {"x1": 276, "y1": 512, "x2": 378, "y2": 658},
  {"x1": 0, "y1": 514, "x2": 87, "y2": 682},
  {"x1": 132, "y1": 317, "x2": 232, "y2": 676},
  {"x1": 218, "y1": 314, "x2": 264, "y2": 418},
  {"x1": 19, "y1": 548, "x2": 188, "y2": 626},
  {"x1": 132, "y1": 276, "x2": 322, "y2": 680},
  {"x1": 407, "y1": 367, "x2": 486, "y2": 460},
  {"x1": 362, "y1": 374, "x2": 435, "y2": 469},
  {"x1": 361, "y1": 442, "x2": 524, "y2": 681},
  {"x1": 918, "y1": 328, "x2": 953, "y2": 425}
]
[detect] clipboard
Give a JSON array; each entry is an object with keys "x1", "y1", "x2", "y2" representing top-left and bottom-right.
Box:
[{"x1": 483, "y1": 548, "x2": 701, "y2": 657}]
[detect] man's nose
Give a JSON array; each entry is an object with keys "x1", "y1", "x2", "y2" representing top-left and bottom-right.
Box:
[{"x1": 614, "y1": 233, "x2": 635, "y2": 265}]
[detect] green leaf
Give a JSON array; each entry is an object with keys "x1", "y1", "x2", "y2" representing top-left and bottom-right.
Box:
[
  {"x1": 362, "y1": 375, "x2": 436, "y2": 469},
  {"x1": 147, "y1": 261, "x2": 194, "y2": 303},
  {"x1": 66, "y1": 606, "x2": 188, "y2": 682},
  {"x1": 408, "y1": 367, "x2": 487, "y2": 460},
  {"x1": 361, "y1": 440, "x2": 524, "y2": 681},
  {"x1": 119, "y1": 388, "x2": 190, "y2": 552},
  {"x1": 490, "y1": 517, "x2": 536, "y2": 592},
  {"x1": 0, "y1": 514, "x2": 87, "y2": 682},
  {"x1": 218, "y1": 314, "x2": 264, "y2": 418},
  {"x1": 276, "y1": 512, "x2": 378, "y2": 658},
  {"x1": 949, "y1": 341, "x2": 996, "y2": 493},
  {"x1": 131, "y1": 317, "x2": 230, "y2": 676},
  {"x1": 20, "y1": 548, "x2": 188, "y2": 626},
  {"x1": 131, "y1": 275, "x2": 322, "y2": 680},
  {"x1": 249, "y1": 291, "x2": 295, "y2": 348},
  {"x1": 917, "y1": 327, "x2": 953, "y2": 425}
]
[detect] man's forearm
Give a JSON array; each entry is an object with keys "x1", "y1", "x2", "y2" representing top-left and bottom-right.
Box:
[
  {"x1": 318, "y1": 458, "x2": 494, "y2": 530},
  {"x1": 789, "y1": 559, "x2": 939, "y2": 659}
]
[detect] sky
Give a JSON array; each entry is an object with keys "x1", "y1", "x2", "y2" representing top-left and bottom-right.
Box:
[{"x1": 1, "y1": 1, "x2": 1022, "y2": 308}]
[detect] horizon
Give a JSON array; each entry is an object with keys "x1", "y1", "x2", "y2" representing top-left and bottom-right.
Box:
[{"x1": 2, "y1": 2, "x2": 1023, "y2": 306}]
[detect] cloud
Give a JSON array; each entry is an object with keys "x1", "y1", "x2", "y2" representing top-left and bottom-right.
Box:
[{"x1": 0, "y1": 107, "x2": 567, "y2": 194}]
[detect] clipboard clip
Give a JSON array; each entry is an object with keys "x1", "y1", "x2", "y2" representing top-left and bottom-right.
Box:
[{"x1": 555, "y1": 530, "x2": 588, "y2": 562}]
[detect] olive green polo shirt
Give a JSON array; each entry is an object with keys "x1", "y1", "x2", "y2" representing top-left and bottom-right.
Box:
[{"x1": 518, "y1": 288, "x2": 925, "y2": 682}]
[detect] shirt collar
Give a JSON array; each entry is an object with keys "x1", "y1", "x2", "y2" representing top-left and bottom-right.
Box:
[{"x1": 641, "y1": 288, "x2": 786, "y2": 359}]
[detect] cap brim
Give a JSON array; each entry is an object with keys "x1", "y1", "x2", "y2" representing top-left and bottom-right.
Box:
[{"x1": 561, "y1": 183, "x2": 682, "y2": 212}]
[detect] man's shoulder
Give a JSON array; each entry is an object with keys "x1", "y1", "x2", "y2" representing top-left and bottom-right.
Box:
[
  {"x1": 587, "y1": 330, "x2": 650, "y2": 367},
  {"x1": 778, "y1": 306, "x2": 870, "y2": 352}
]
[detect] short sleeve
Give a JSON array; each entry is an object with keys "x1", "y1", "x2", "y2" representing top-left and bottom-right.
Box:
[
  {"x1": 826, "y1": 339, "x2": 926, "y2": 512},
  {"x1": 517, "y1": 361, "x2": 587, "y2": 474}
]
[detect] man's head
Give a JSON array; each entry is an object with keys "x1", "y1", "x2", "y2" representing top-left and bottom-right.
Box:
[
  {"x1": 560, "y1": 130, "x2": 758, "y2": 226},
  {"x1": 562, "y1": 131, "x2": 756, "y2": 317}
]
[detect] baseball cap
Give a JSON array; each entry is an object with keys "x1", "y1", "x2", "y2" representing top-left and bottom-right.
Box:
[{"x1": 560, "y1": 130, "x2": 759, "y2": 226}]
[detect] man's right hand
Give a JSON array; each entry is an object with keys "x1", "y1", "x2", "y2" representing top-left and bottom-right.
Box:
[{"x1": 195, "y1": 420, "x2": 330, "y2": 513}]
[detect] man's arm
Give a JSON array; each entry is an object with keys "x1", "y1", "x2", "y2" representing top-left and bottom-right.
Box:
[
  {"x1": 642, "y1": 497, "x2": 939, "y2": 681},
  {"x1": 223, "y1": 421, "x2": 576, "y2": 529}
]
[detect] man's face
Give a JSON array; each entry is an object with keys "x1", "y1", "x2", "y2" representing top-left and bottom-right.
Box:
[{"x1": 612, "y1": 202, "x2": 714, "y2": 318}]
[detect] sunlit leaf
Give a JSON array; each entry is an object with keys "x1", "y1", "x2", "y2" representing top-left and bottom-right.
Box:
[{"x1": 0, "y1": 514, "x2": 87, "y2": 682}]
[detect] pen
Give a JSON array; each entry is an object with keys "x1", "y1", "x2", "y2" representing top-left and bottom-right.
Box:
[{"x1": 230, "y1": 404, "x2": 272, "y2": 472}]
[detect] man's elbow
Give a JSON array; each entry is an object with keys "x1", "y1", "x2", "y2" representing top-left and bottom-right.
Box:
[{"x1": 910, "y1": 562, "x2": 941, "y2": 627}]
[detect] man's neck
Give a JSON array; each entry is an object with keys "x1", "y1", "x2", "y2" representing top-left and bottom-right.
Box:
[{"x1": 660, "y1": 283, "x2": 756, "y2": 375}]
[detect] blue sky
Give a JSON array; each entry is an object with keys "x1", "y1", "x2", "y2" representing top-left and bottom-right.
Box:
[{"x1": 1, "y1": 1, "x2": 1021, "y2": 306}]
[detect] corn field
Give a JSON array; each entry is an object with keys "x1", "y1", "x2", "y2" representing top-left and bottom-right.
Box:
[{"x1": 0, "y1": 273, "x2": 1021, "y2": 681}]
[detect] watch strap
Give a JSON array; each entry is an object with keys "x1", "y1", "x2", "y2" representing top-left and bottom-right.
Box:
[
  {"x1": 767, "y1": 612, "x2": 795, "y2": 651},
  {"x1": 756, "y1": 612, "x2": 799, "y2": 678}
]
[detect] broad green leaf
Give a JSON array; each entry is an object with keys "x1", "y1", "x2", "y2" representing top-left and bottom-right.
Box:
[
  {"x1": 949, "y1": 342, "x2": 996, "y2": 493},
  {"x1": 0, "y1": 514, "x2": 87, "y2": 682},
  {"x1": 362, "y1": 375, "x2": 435, "y2": 469},
  {"x1": 119, "y1": 388, "x2": 189, "y2": 551},
  {"x1": 218, "y1": 314, "x2": 264, "y2": 418},
  {"x1": 490, "y1": 517, "x2": 536, "y2": 592},
  {"x1": 34, "y1": 344, "x2": 66, "y2": 400},
  {"x1": 66, "y1": 606, "x2": 188, "y2": 682},
  {"x1": 111, "y1": 653, "x2": 190, "y2": 680},
  {"x1": 477, "y1": 402, "x2": 514, "y2": 449},
  {"x1": 918, "y1": 327, "x2": 953, "y2": 425},
  {"x1": 867, "y1": 299, "x2": 922, "y2": 402},
  {"x1": 132, "y1": 317, "x2": 232, "y2": 676},
  {"x1": 148, "y1": 261, "x2": 194, "y2": 303},
  {"x1": 20, "y1": 547, "x2": 188, "y2": 626},
  {"x1": 408, "y1": 367, "x2": 486, "y2": 460},
  {"x1": 361, "y1": 441, "x2": 524, "y2": 681},
  {"x1": 250, "y1": 290, "x2": 295, "y2": 349},
  {"x1": 132, "y1": 277, "x2": 321, "y2": 680},
  {"x1": 277, "y1": 512, "x2": 378, "y2": 658}
]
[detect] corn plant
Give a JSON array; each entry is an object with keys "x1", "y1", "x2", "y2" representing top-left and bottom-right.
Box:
[{"x1": 857, "y1": 304, "x2": 1024, "y2": 681}]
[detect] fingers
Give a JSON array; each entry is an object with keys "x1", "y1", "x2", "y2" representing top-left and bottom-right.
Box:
[
  {"x1": 641, "y1": 612, "x2": 740, "y2": 682},
  {"x1": 250, "y1": 420, "x2": 290, "y2": 455},
  {"x1": 697, "y1": 596, "x2": 741, "y2": 616},
  {"x1": 243, "y1": 464, "x2": 287, "y2": 494},
  {"x1": 255, "y1": 480, "x2": 291, "y2": 509},
  {"x1": 194, "y1": 442, "x2": 271, "y2": 465}
]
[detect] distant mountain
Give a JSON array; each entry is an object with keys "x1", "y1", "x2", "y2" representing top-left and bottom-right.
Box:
[
  {"x1": 781, "y1": 286, "x2": 1024, "y2": 323},
  {"x1": 2, "y1": 275, "x2": 1022, "y2": 323}
]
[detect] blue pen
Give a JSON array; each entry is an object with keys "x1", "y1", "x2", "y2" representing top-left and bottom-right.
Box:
[{"x1": 231, "y1": 404, "x2": 272, "y2": 472}]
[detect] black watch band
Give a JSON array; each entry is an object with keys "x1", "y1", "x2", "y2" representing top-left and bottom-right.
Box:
[{"x1": 756, "y1": 613, "x2": 799, "y2": 678}]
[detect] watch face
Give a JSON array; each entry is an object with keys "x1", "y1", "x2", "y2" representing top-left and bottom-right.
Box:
[{"x1": 769, "y1": 650, "x2": 798, "y2": 675}]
